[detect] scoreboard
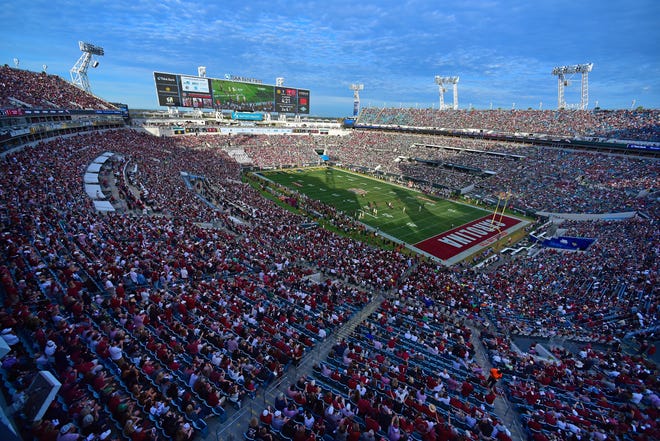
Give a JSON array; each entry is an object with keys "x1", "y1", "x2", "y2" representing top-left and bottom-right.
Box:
[
  {"x1": 154, "y1": 72, "x2": 310, "y2": 114},
  {"x1": 275, "y1": 87, "x2": 297, "y2": 113}
]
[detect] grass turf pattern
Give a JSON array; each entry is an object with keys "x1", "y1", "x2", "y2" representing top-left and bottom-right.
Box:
[{"x1": 260, "y1": 167, "x2": 489, "y2": 245}]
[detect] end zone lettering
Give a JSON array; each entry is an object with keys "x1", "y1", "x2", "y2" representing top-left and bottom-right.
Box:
[
  {"x1": 438, "y1": 219, "x2": 507, "y2": 248},
  {"x1": 414, "y1": 215, "x2": 522, "y2": 261}
]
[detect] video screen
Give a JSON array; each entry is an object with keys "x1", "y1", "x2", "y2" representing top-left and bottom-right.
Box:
[{"x1": 154, "y1": 72, "x2": 309, "y2": 113}]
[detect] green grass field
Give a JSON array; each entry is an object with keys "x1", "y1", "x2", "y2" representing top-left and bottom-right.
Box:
[{"x1": 260, "y1": 167, "x2": 489, "y2": 244}]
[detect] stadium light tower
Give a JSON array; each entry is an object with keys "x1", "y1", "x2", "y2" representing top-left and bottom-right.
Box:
[
  {"x1": 350, "y1": 83, "x2": 364, "y2": 116},
  {"x1": 551, "y1": 63, "x2": 593, "y2": 110},
  {"x1": 434, "y1": 76, "x2": 459, "y2": 110},
  {"x1": 70, "y1": 41, "x2": 104, "y2": 94}
]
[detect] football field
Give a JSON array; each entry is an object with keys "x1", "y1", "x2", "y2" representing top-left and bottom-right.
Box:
[
  {"x1": 259, "y1": 167, "x2": 528, "y2": 262},
  {"x1": 211, "y1": 80, "x2": 274, "y2": 106}
]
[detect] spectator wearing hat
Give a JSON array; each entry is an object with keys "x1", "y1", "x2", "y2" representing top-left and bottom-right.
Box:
[
  {"x1": 45, "y1": 340, "x2": 58, "y2": 359},
  {"x1": 272, "y1": 410, "x2": 287, "y2": 431},
  {"x1": 324, "y1": 405, "x2": 340, "y2": 432},
  {"x1": 260, "y1": 407, "x2": 273, "y2": 426},
  {"x1": 341, "y1": 402, "x2": 355, "y2": 418},
  {"x1": 57, "y1": 423, "x2": 80, "y2": 441},
  {"x1": 176, "y1": 421, "x2": 193, "y2": 441}
]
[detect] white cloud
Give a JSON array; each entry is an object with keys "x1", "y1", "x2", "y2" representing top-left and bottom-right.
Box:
[{"x1": 0, "y1": 0, "x2": 658, "y2": 112}]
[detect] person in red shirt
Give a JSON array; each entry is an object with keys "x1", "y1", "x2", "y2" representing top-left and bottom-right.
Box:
[
  {"x1": 485, "y1": 390, "x2": 497, "y2": 405},
  {"x1": 461, "y1": 380, "x2": 474, "y2": 397},
  {"x1": 347, "y1": 422, "x2": 361, "y2": 441},
  {"x1": 527, "y1": 417, "x2": 542, "y2": 432},
  {"x1": 260, "y1": 408, "x2": 273, "y2": 426},
  {"x1": 365, "y1": 415, "x2": 380, "y2": 433},
  {"x1": 357, "y1": 394, "x2": 374, "y2": 417}
]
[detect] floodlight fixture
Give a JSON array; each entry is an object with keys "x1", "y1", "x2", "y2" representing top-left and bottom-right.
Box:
[{"x1": 78, "y1": 41, "x2": 104, "y2": 56}]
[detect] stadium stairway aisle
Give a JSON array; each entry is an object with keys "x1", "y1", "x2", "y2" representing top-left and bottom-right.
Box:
[
  {"x1": 468, "y1": 323, "x2": 525, "y2": 441},
  {"x1": 208, "y1": 290, "x2": 387, "y2": 441}
]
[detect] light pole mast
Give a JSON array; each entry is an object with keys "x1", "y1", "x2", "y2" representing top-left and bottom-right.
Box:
[
  {"x1": 434, "y1": 76, "x2": 459, "y2": 110},
  {"x1": 70, "y1": 41, "x2": 104, "y2": 94},
  {"x1": 551, "y1": 63, "x2": 593, "y2": 110},
  {"x1": 350, "y1": 83, "x2": 364, "y2": 116}
]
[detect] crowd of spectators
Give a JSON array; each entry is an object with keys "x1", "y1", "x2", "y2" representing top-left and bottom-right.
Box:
[
  {"x1": 0, "y1": 129, "x2": 382, "y2": 440},
  {"x1": 470, "y1": 218, "x2": 657, "y2": 341},
  {"x1": 204, "y1": 127, "x2": 657, "y2": 215},
  {"x1": 357, "y1": 107, "x2": 660, "y2": 142},
  {"x1": 471, "y1": 145, "x2": 658, "y2": 214},
  {"x1": 0, "y1": 71, "x2": 657, "y2": 441},
  {"x1": 481, "y1": 325, "x2": 658, "y2": 440},
  {"x1": 225, "y1": 134, "x2": 324, "y2": 168},
  {"x1": 0, "y1": 66, "x2": 111, "y2": 110},
  {"x1": 0, "y1": 127, "x2": 656, "y2": 440},
  {"x1": 248, "y1": 317, "x2": 515, "y2": 441},
  {"x1": 321, "y1": 131, "x2": 658, "y2": 215},
  {"x1": 246, "y1": 227, "x2": 658, "y2": 440}
]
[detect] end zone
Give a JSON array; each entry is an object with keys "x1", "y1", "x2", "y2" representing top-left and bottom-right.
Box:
[{"x1": 413, "y1": 214, "x2": 528, "y2": 263}]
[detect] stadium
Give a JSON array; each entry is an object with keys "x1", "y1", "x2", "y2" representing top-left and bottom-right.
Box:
[{"x1": 0, "y1": 35, "x2": 659, "y2": 441}]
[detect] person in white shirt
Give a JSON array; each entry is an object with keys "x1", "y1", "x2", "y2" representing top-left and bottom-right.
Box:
[
  {"x1": 356, "y1": 382, "x2": 367, "y2": 397},
  {"x1": 303, "y1": 411, "x2": 315, "y2": 430},
  {"x1": 188, "y1": 372, "x2": 199, "y2": 388},
  {"x1": 1, "y1": 328, "x2": 19, "y2": 346},
  {"x1": 395, "y1": 386, "x2": 408, "y2": 402},
  {"x1": 45, "y1": 340, "x2": 57, "y2": 358},
  {"x1": 631, "y1": 391, "x2": 643, "y2": 404},
  {"x1": 211, "y1": 351, "x2": 223, "y2": 366},
  {"x1": 108, "y1": 339, "x2": 124, "y2": 363}
]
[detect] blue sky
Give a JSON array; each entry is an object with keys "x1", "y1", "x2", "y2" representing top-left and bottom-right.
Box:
[{"x1": 1, "y1": 0, "x2": 659, "y2": 116}]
